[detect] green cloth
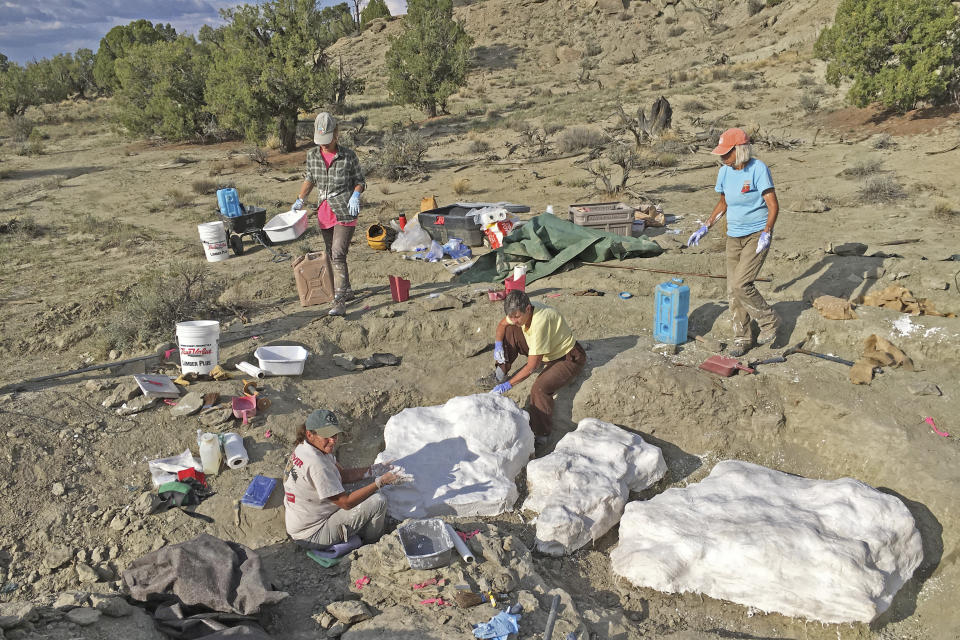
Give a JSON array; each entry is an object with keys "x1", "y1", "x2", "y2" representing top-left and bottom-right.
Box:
[{"x1": 457, "y1": 212, "x2": 663, "y2": 285}]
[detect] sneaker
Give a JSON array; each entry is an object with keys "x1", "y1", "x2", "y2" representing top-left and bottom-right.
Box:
[
  {"x1": 729, "y1": 343, "x2": 750, "y2": 358},
  {"x1": 328, "y1": 299, "x2": 346, "y2": 316}
]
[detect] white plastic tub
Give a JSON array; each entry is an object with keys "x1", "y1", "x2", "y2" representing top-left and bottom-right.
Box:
[
  {"x1": 254, "y1": 346, "x2": 309, "y2": 376},
  {"x1": 263, "y1": 209, "x2": 309, "y2": 243}
]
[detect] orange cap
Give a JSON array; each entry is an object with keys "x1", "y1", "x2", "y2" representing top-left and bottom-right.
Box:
[{"x1": 711, "y1": 128, "x2": 749, "y2": 155}]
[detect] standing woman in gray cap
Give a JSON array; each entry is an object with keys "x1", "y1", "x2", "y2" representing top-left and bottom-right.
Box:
[
  {"x1": 292, "y1": 112, "x2": 366, "y2": 316},
  {"x1": 283, "y1": 409, "x2": 407, "y2": 549}
]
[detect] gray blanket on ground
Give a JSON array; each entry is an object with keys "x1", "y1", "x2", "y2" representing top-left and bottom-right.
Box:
[{"x1": 123, "y1": 534, "x2": 288, "y2": 635}]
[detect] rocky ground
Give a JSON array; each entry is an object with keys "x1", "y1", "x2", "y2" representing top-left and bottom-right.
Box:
[{"x1": 1, "y1": 0, "x2": 959, "y2": 638}]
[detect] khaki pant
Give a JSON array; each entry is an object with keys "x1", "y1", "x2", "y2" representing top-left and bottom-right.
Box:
[
  {"x1": 498, "y1": 325, "x2": 586, "y2": 436},
  {"x1": 725, "y1": 232, "x2": 778, "y2": 345},
  {"x1": 294, "y1": 493, "x2": 387, "y2": 549},
  {"x1": 320, "y1": 224, "x2": 356, "y2": 298}
]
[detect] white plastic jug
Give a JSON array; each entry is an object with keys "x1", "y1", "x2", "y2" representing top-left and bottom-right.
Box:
[{"x1": 198, "y1": 432, "x2": 222, "y2": 475}]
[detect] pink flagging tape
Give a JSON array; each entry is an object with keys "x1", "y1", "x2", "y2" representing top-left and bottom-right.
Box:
[{"x1": 925, "y1": 417, "x2": 950, "y2": 437}]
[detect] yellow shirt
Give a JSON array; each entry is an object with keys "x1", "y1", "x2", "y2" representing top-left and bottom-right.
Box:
[{"x1": 508, "y1": 303, "x2": 576, "y2": 362}]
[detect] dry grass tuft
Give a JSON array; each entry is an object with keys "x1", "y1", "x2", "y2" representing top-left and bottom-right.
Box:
[
  {"x1": 859, "y1": 176, "x2": 906, "y2": 203},
  {"x1": 452, "y1": 177, "x2": 472, "y2": 196}
]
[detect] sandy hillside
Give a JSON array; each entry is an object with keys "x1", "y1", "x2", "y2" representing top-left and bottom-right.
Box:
[{"x1": 0, "y1": 0, "x2": 959, "y2": 638}]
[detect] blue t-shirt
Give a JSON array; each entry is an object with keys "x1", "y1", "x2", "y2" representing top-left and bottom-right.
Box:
[{"x1": 715, "y1": 158, "x2": 774, "y2": 237}]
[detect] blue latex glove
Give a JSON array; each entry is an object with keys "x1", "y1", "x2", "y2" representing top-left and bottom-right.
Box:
[
  {"x1": 292, "y1": 197, "x2": 304, "y2": 211},
  {"x1": 491, "y1": 381, "x2": 512, "y2": 395},
  {"x1": 348, "y1": 191, "x2": 361, "y2": 217},
  {"x1": 493, "y1": 341, "x2": 506, "y2": 364},
  {"x1": 472, "y1": 612, "x2": 520, "y2": 639},
  {"x1": 756, "y1": 231, "x2": 771, "y2": 253},
  {"x1": 687, "y1": 224, "x2": 709, "y2": 247}
]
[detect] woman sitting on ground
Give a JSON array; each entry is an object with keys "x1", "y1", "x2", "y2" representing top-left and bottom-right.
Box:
[{"x1": 283, "y1": 409, "x2": 404, "y2": 549}]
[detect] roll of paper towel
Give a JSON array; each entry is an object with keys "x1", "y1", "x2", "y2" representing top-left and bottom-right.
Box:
[
  {"x1": 236, "y1": 361, "x2": 265, "y2": 379},
  {"x1": 222, "y1": 432, "x2": 249, "y2": 469}
]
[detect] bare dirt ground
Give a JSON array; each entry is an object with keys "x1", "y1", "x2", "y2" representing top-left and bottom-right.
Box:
[{"x1": 1, "y1": 0, "x2": 959, "y2": 638}]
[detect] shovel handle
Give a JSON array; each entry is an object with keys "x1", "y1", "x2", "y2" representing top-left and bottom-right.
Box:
[{"x1": 796, "y1": 349, "x2": 855, "y2": 367}]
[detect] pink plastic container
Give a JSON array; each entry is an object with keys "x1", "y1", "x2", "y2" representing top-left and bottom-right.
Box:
[
  {"x1": 389, "y1": 276, "x2": 411, "y2": 302},
  {"x1": 232, "y1": 396, "x2": 257, "y2": 424}
]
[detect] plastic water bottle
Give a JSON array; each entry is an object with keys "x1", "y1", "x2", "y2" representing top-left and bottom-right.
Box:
[
  {"x1": 654, "y1": 278, "x2": 690, "y2": 345},
  {"x1": 198, "y1": 431, "x2": 222, "y2": 476}
]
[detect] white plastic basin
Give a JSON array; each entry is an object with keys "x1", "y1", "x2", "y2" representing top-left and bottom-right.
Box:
[
  {"x1": 263, "y1": 209, "x2": 309, "y2": 243},
  {"x1": 254, "y1": 346, "x2": 309, "y2": 376}
]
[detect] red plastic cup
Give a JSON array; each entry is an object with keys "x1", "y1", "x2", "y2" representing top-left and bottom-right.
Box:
[
  {"x1": 504, "y1": 274, "x2": 526, "y2": 293},
  {"x1": 389, "y1": 275, "x2": 411, "y2": 302}
]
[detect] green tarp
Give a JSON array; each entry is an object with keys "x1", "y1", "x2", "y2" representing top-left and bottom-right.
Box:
[{"x1": 456, "y1": 212, "x2": 663, "y2": 285}]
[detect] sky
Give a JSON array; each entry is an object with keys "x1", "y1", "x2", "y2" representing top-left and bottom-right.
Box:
[{"x1": 0, "y1": 0, "x2": 406, "y2": 64}]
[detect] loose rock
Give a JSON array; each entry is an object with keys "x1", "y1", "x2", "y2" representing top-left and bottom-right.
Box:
[
  {"x1": 75, "y1": 563, "x2": 99, "y2": 583},
  {"x1": 170, "y1": 391, "x2": 203, "y2": 418},
  {"x1": 91, "y1": 594, "x2": 134, "y2": 617},
  {"x1": 907, "y1": 382, "x2": 941, "y2": 396},
  {"x1": 0, "y1": 603, "x2": 37, "y2": 630},
  {"x1": 326, "y1": 600, "x2": 371, "y2": 625},
  {"x1": 43, "y1": 546, "x2": 72, "y2": 571},
  {"x1": 65, "y1": 607, "x2": 101, "y2": 626}
]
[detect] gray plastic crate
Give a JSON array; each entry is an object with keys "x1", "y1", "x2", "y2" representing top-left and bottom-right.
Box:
[
  {"x1": 569, "y1": 202, "x2": 635, "y2": 236},
  {"x1": 397, "y1": 518, "x2": 454, "y2": 570}
]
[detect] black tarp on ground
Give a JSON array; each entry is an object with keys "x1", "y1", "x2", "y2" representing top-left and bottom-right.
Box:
[{"x1": 456, "y1": 212, "x2": 663, "y2": 285}]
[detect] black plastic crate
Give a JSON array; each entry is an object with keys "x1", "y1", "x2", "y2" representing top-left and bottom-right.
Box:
[{"x1": 418, "y1": 205, "x2": 486, "y2": 247}]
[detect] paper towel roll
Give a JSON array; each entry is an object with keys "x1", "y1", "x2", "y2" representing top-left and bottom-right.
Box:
[
  {"x1": 236, "y1": 361, "x2": 265, "y2": 379},
  {"x1": 222, "y1": 432, "x2": 249, "y2": 469}
]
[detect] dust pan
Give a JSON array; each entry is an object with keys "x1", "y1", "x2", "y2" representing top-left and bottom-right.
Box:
[{"x1": 699, "y1": 355, "x2": 755, "y2": 377}]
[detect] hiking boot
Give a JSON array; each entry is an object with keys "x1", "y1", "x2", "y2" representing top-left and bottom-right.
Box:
[
  {"x1": 728, "y1": 342, "x2": 751, "y2": 358},
  {"x1": 756, "y1": 324, "x2": 779, "y2": 346},
  {"x1": 328, "y1": 298, "x2": 347, "y2": 317}
]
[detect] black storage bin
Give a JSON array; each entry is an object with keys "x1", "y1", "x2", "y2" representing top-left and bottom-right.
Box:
[{"x1": 418, "y1": 205, "x2": 486, "y2": 247}]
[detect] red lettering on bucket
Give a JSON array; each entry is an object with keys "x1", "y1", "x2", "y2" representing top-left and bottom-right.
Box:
[{"x1": 181, "y1": 347, "x2": 214, "y2": 356}]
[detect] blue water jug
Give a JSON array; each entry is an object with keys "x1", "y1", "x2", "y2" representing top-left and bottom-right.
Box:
[
  {"x1": 654, "y1": 278, "x2": 690, "y2": 344},
  {"x1": 217, "y1": 188, "x2": 243, "y2": 218}
]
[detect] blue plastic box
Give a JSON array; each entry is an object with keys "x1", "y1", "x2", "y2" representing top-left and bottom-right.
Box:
[
  {"x1": 241, "y1": 475, "x2": 277, "y2": 509},
  {"x1": 654, "y1": 278, "x2": 690, "y2": 345},
  {"x1": 217, "y1": 188, "x2": 243, "y2": 218}
]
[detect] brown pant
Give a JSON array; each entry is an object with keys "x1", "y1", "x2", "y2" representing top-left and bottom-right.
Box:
[
  {"x1": 725, "y1": 232, "x2": 778, "y2": 345},
  {"x1": 320, "y1": 224, "x2": 355, "y2": 297},
  {"x1": 499, "y1": 325, "x2": 586, "y2": 436}
]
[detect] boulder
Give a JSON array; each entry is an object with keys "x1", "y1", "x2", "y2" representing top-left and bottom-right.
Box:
[
  {"x1": 611, "y1": 460, "x2": 923, "y2": 623},
  {"x1": 378, "y1": 394, "x2": 534, "y2": 519},
  {"x1": 523, "y1": 419, "x2": 666, "y2": 555}
]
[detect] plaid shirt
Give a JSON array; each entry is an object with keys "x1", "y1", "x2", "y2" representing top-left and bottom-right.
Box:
[{"x1": 303, "y1": 145, "x2": 366, "y2": 222}]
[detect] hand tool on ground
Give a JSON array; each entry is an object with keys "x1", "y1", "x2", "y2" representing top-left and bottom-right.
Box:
[
  {"x1": 543, "y1": 594, "x2": 561, "y2": 640},
  {"x1": 783, "y1": 332, "x2": 882, "y2": 373},
  {"x1": 699, "y1": 355, "x2": 756, "y2": 377},
  {"x1": 747, "y1": 355, "x2": 787, "y2": 368}
]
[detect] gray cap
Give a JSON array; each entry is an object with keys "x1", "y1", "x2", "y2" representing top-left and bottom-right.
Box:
[
  {"x1": 306, "y1": 409, "x2": 343, "y2": 438},
  {"x1": 314, "y1": 112, "x2": 337, "y2": 145}
]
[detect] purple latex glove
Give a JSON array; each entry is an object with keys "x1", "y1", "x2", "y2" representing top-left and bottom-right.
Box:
[
  {"x1": 756, "y1": 231, "x2": 771, "y2": 253},
  {"x1": 687, "y1": 224, "x2": 709, "y2": 247},
  {"x1": 493, "y1": 341, "x2": 506, "y2": 364},
  {"x1": 491, "y1": 381, "x2": 512, "y2": 395}
]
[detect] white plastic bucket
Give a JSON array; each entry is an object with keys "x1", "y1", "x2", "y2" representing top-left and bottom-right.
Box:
[
  {"x1": 198, "y1": 221, "x2": 229, "y2": 262},
  {"x1": 176, "y1": 320, "x2": 220, "y2": 375}
]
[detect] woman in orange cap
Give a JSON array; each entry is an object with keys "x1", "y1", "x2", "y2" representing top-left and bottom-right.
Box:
[{"x1": 687, "y1": 128, "x2": 780, "y2": 357}]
